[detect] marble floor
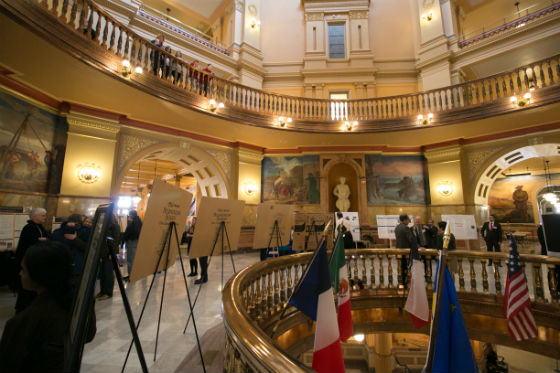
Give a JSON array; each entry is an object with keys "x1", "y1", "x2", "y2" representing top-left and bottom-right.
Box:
[{"x1": 0, "y1": 251, "x2": 261, "y2": 373}]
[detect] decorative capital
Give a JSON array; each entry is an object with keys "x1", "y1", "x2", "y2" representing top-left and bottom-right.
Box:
[
  {"x1": 305, "y1": 12, "x2": 324, "y2": 22},
  {"x1": 349, "y1": 10, "x2": 368, "y2": 19},
  {"x1": 66, "y1": 113, "x2": 120, "y2": 140}
]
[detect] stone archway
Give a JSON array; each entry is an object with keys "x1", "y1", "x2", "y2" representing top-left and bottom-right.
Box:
[
  {"x1": 114, "y1": 142, "x2": 231, "y2": 200},
  {"x1": 473, "y1": 143, "x2": 560, "y2": 207}
]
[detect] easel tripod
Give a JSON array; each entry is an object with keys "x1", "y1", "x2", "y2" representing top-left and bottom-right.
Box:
[
  {"x1": 264, "y1": 220, "x2": 283, "y2": 258},
  {"x1": 121, "y1": 222, "x2": 206, "y2": 373}
]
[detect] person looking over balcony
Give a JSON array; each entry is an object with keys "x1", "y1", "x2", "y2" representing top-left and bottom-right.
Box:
[
  {"x1": 163, "y1": 45, "x2": 172, "y2": 79},
  {"x1": 171, "y1": 50, "x2": 183, "y2": 84},
  {"x1": 150, "y1": 34, "x2": 165, "y2": 76},
  {"x1": 189, "y1": 59, "x2": 200, "y2": 92},
  {"x1": 202, "y1": 63, "x2": 214, "y2": 96}
]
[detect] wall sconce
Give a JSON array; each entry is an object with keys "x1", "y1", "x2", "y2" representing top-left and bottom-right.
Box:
[
  {"x1": 343, "y1": 121, "x2": 358, "y2": 131},
  {"x1": 77, "y1": 162, "x2": 101, "y2": 184},
  {"x1": 510, "y1": 92, "x2": 531, "y2": 107},
  {"x1": 436, "y1": 181, "x2": 453, "y2": 197},
  {"x1": 422, "y1": 11, "x2": 433, "y2": 22},
  {"x1": 121, "y1": 59, "x2": 143, "y2": 78},
  {"x1": 278, "y1": 116, "x2": 292, "y2": 127},
  {"x1": 250, "y1": 17, "x2": 261, "y2": 29},
  {"x1": 208, "y1": 99, "x2": 225, "y2": 112},
  {"x1": 243, "y1": 183, "x2": 259, "y2": 197},
  {"x1": 416, "y1": 113, "x2": 434, "y2": 125}
]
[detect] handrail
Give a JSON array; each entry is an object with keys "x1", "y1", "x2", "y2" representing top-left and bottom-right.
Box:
[
  {"x1": 459, "y1": 1, "x2": 560, "y2": 48},
  {"x1": 11, "y1": 0, "x2": 560, "y2": 133},
  {"x1": 222, "y1": 248, "x2": 560, "y2": 372}
]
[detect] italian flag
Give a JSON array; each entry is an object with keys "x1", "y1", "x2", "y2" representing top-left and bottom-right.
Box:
[{"x1": 329, "y1": 235, "x2": 354, "y2": 341}]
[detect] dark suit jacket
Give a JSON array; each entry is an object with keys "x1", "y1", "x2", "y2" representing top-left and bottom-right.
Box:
[
  {"x1": 395, "y1": 223, "x2": 414, "y2": 248},
  {"x1": 481, "y1": 221, "x2": 502, "y2": 243}
]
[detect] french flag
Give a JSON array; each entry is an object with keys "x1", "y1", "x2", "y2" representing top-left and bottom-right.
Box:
[
  {"x1": 289, "y1": 240, "x2": 345, "y2": 373},
  {"x1": 404, "y1": 236, "x2": 430, "y2": 329}
]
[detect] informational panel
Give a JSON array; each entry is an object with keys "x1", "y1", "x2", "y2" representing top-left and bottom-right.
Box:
[
  {"x1": 13, "y1": 215, "x2": 28, "y2": 248},
  {"x1": 376, "y1": 215, "x2": 413, "y2": 239},
  {"x1": 542, "y1": 214, "x2": 560, "y2": 257},
  {"x1": 292, "y1": 213, "x2": 333, "y2": 251},
  {"x1": 253, "y1": 204, "x2": 294, "y2": 249},
  {"x1": 441, "y1": 214, "x2": 478, "y2": 240},
  {"x1": 0, "y1": 214, "x2": 30, "y2": 251},
  {"x1": 130, "y1": 180, "x2": 192, "y2": 282},
  {"x1": 188, "y1": 197, "x2": 245, "y2": 259},
  {"x1": 334, "y1": 212, "x2": 360, "y2": 242}
]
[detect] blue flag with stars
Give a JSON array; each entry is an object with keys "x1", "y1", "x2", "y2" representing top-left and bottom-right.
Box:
[{"x1": 432, "y1": 260, "x2": 479, "y2": 373}]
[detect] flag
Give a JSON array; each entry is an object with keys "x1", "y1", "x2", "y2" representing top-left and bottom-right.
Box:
[
  {"x1": 329, "y1": 234, "x2": 353, "y2": 341},
  {"x1": 404, "y1": 236, "x2": 429, "y2": 328},
  {"x1": 504, "y1": 234, "x2": 537, "y2": 341},
  {"x1": 289, "y1": 240, "x2": 345, "y2": 373},
  {"x1": 431, "y1": 259, "x2": 478, "y2": 373}
]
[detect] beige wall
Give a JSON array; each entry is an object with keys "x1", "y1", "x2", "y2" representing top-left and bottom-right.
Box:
[
  {"x1": 370, "y1": 0, "x2": 417, "y2": 59},
  {"x1": 261, "y1": 0, "x2": 304, "y2": 63}
]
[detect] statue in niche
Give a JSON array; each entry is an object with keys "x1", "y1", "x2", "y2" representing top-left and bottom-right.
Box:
[{"x1": 333, "y1": 176, "x2": 351, "y2": 212}]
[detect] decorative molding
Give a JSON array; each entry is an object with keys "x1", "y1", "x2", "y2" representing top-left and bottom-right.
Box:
[
  {"x1": 467, "y1": 148, "x2": 495, "y2": 179},
  {"x1": 117, "y1": 133, "x2": 160, "y2": 172},
  {"x1": 305, "y1": 12, "x2": 324, "y2": 22},
  {"x1": 66, "y1": 113, "x2": 120, "y2": 139},
  {"x1": 206, "y1": 148, "x2": 233, "y2": 184},
  {"x1": 424, "y1": 146, "x2": 461, "y2": 162},
  {"x1": 349, "y1": 10, "x2": 368, "y2": 19}
]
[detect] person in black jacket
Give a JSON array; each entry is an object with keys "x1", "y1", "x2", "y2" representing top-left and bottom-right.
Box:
[
  {"x1": 122, "y1": 210, "x2": 142, "y2": 276},
  {"x1": 0, "y1": 241, "x2": 73, "y2": 372},
  {"x1": 14, "y1": 208, "x2": 49, "y2": 313},
  {"x1": 96, "y1": 215, "x2": 120, "y2": 300},
  {"x1": 395, "y1": 214, "x2": 414, "y2": 286},
  {"x1": 51, "y1": 214, "x2": 90, "y2": 277},
  {"x1": 481, "y1": 214, "x2": 503, "y2": 265},
  {"x1": 341, "y1": 225, "x2": 355, "y2": 249}
]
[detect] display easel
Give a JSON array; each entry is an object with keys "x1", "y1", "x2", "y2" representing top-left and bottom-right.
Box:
[
  {"x1": 183, "y1": 220, "x2": 236, "y2": 333},
  {"x1": 122, "y1": 222, "x2": 206, "y2": 373},
  {"x1": 303, "y1": 219, "x2": 317, "y2": 251},
  {"x1": 265, "y1": 220, "x2": 283, "y2": 258}
]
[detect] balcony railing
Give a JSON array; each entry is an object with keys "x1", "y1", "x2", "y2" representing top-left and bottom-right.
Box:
[
  {"x1": 5, "y1": 0, "x2": 560, "y2": 133},
  {"x1": 222, "y1": 249, "x2": 560, "y2": 372}
]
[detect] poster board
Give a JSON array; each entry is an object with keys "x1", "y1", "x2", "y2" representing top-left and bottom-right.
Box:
[
  {"x1": 292, "y1": 213, "x2": 333, "y2": 251},
  {"x1": 253, "y1": 204, "x2": 294, "y2": 249},
  {"x1": 542, "y1": 214, "x2": 560, "y2": 257},
  {"x1": 376, "y1": 215, "x2": 413, "y2": 239},
  {"x1": 334, "y1": 212, "x2": 360, "y2": 242},
  {"x1": 188, "y1": 197, "x2": 245, "y2": 259},
  {"x1": 441, "y1": 214, "x2": 478, "y2": 240},
  {"x1": 0, "y1": 214, "x2": 29, "y2": 251},
  {"x1": 130, "y1": 180, "x2": 192, "y2": 282}
]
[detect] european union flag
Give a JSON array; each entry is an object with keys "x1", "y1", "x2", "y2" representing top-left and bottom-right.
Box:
[{"x1": 432, "y1": 260, "x2": 479, "y2": 373}]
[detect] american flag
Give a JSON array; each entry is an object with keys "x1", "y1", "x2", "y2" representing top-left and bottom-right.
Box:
[{"x1": 503, "y1": 234, "x2": 538, "y2": 341}]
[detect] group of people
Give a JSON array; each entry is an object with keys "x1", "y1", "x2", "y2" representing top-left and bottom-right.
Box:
[{"x1": 150, "y1": 34, "x2": 215, "y2": 96}]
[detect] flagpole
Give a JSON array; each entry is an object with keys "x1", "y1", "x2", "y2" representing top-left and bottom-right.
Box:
[
  {"x1": 423, "y1": 221, "x2": 450, "y2": 373},
  {"x1": 271, "y1": 220, "x2": 332, "y2": 337}
]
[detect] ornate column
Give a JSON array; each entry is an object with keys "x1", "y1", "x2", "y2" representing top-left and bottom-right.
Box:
[{"x1": 373, "y1": 333, "x2": 393, "y2": 373}]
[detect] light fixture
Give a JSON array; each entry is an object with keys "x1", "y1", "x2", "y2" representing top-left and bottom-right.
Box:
[
  {"x1": 77, "y1": 162, "x2": 101, "y2": 184},
  {"x1": 278, "y1": 116, "x2": 292, "y2": 127},
  {"x1": 243, "y1": 183, "x2": 258, "y2": 196},
  {"x1": 208, "y1": 99, "x2": 225, "y2": 112},
  {"x1": 422, "y1": 11, "x2": 433, "y2": 22},
  {"x1": 250, "y1": 17, "x2": 260, "y2": 29},
  {"x1": 510, "y1": 92, "x2": 531, "y2": 107},
  {"x1": 436, "y1": 181, "x2": 453, "y2": 197},
  {"x1": 121, "y1": 59, "x2": 142, "y2": 78},
  {"x1": 353, "y1": 334, "x2": 365, "y2": 342},
  {"x1": 343, "y1": 120, "x2": 358, "y2": 131},
  {"x1": 416, "y1": 113, "x2": 434, "y2": 125}
]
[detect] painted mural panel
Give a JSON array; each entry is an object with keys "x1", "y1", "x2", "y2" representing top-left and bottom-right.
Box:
[
  {"x1": 488, "y1": 174, "x2": 560, "y2": 223},
  {"x1": 0, "y1": 90, "x2": 66, "y2": 193},
  {"x1": 262, "y1": 155, "x2": 320, "y2": 204},
  {"x1": 365, "y1": 154, "x2": 429, "y2": 205}
]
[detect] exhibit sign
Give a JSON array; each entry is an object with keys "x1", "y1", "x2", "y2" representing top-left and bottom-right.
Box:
[
  {"x1": 188, "y1": 197, "x2": 245, "y2": 258},
  {"x1": 130, "y1": 179, "x2": 192, "y2": 282},
  {"x1": 441, "y1": 214, "x2": 478, "y2": 240},
  {"x1": 376, "y1": 215, "x2": 413, "y2": 239},
  {"x1": 292, "y1": 212, "x2": 333, "y2": 251},
  {"x1": 334, "y1": 212, "x2": 360, "y2": 242},
  {"x1": 253, "y1": 204, "x2": 294, "y2": 249}
]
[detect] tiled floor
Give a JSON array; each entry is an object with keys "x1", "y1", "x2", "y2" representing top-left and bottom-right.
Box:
[{"x1": 0, "y1": 251, "x2": 261, "y2": 373}]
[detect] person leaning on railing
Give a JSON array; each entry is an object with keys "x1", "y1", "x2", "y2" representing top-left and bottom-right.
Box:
[
  {"x1": 171, "y1": 51, "x2": 183, "y2": 84},
  {"x1": 150, "y1": 34, "x2": 165, "y2": 76},
  {"x1": 202, "y1": 64, "x2": 214, "y2": 97},
  {"x1": 189, "y1": 60, "x2": 200, "y2": 92}
]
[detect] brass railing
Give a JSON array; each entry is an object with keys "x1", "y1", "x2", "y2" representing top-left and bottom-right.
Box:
[
  {"x1": 223, "y1": 249, "x2": 560, "y2": 372},
  {"x1": 10, "y1": 0, "x2": 560, "y2": 132}
]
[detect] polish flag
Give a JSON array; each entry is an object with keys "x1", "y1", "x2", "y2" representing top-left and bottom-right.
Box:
[
  {"x1": 404, "y1": 258, "x2": 430, "y2": 329},
  {"x1": 289, "y1": 240, "x2": 345, "y2": 373},
  {"x1": 329, "y1": 234, "x2": 353, "y2": 341}
]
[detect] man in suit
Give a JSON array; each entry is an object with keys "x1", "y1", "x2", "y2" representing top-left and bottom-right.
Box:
[
  {"x1": 481, "y1": 214, "x2": 503, "y2": 265},
  {"x1": 395, "y1": 214, "x2": 414, "y2": 286}
]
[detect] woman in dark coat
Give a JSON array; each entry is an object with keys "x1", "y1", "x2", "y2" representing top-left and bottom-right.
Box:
[{"x1": 122, "y1": 210, "x2": 142, "y2": 276}]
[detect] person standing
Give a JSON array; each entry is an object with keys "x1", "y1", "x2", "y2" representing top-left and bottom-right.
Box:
[
  {"x1": 181, "y1": 219, "x2": 198, "y2": 277},
  {"x1": 424, "y1": 219, "x2": 438, "y2": 249},
  {"x1": 481, "y1": 214, "x2": 503, "y2": 265},
  {"x1": 122, "y1": 210, "x2": 142, "y2": 277},
  {"x1": 14, "y1": 208, "x2": 49, "y2": 313},
  {"x1": 412, "y1": 216, "x2": 428, "y2": 248},
  {"x1": 51, "y1": 214, "x2": 90, "y2": 277},
  {"x1": 395, "y1": 214, "x2": 414, "y2": 286},
  {"x1": 96, "y1": 215, "x2": 120, "y2": 300}
]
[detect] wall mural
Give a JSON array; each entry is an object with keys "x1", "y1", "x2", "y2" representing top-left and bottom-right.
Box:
[
  {"x1": 365, "y1": 154, "x2": 429, "y2": 205},
  {"x1": 0, "y1": 90, "x2": 66, "y2": 194},
  {"x1": 488, "y1": 174, "x2": 560, "y2": 223},
  {"x1": 262, "y1": 155, "x2": 320, "y2": 204}
]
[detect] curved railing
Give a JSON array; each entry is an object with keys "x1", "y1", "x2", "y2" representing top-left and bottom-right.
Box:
[
  {"x1": 5, "y1": 0, "x2": 560, "y2": 133},
  {"x1": 222, "y1": 249, "x2": 560, "y2": 372}
]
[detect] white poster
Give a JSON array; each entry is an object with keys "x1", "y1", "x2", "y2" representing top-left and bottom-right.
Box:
[
  {"x1": 334, "y1": 212, "x2": 360, "y2": 242},
  {"x1": 376, "y1": 215, "x2": 413, "y2": 239},
  {"x1": 253, "y1": 204, "x2": 294, "y2": 249},
  {"x1": 441, "y1": 214, "x2": 478, "y2": 240}
]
